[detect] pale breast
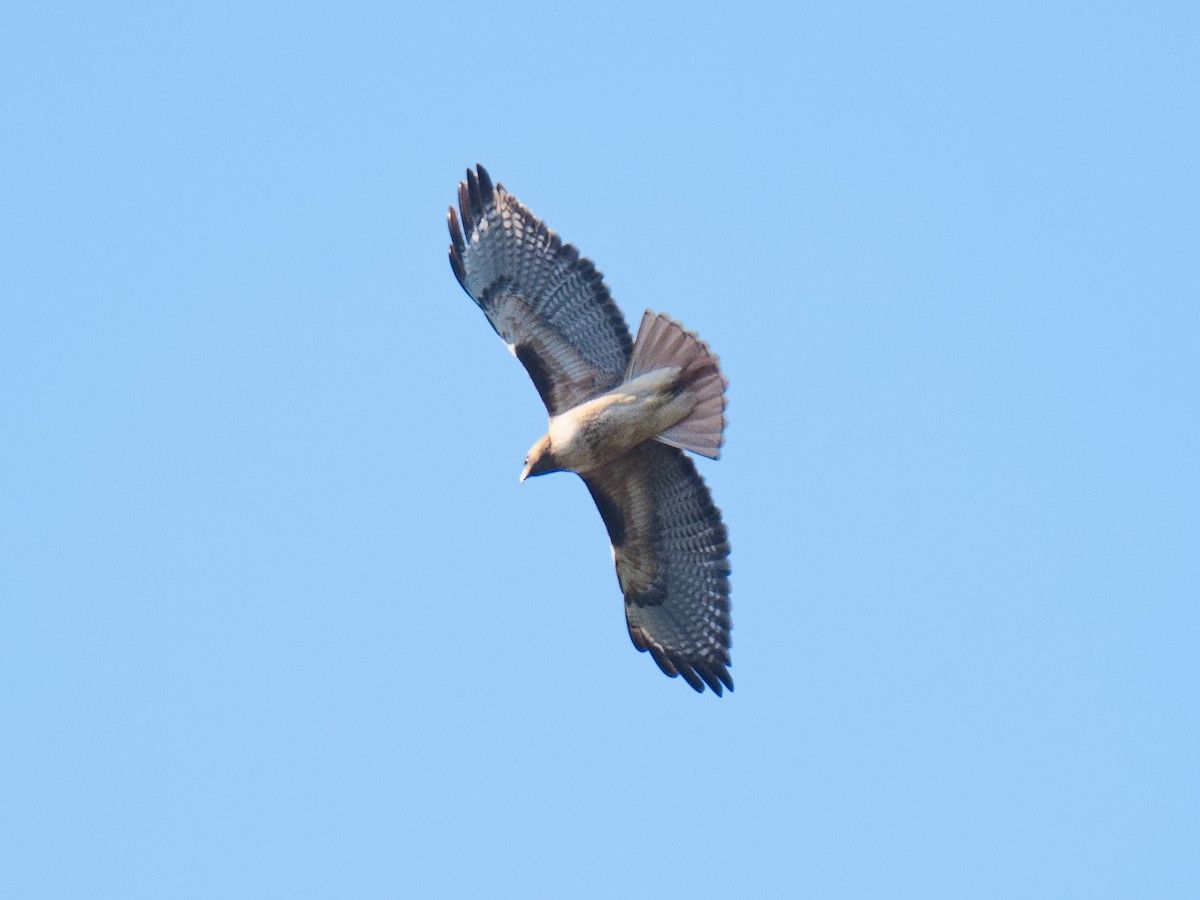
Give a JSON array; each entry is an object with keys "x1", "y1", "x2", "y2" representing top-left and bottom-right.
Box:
[{"x1": 547, "y1": 367, "x2": 696, "y2": 474}]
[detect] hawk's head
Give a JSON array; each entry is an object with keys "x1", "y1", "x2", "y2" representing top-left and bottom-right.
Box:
[{"x1": 520, "y1": 434, "x2": 558, "y2": 482}]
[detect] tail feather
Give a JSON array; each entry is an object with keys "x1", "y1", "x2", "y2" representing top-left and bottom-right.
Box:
[{"x1": 628, "y1": 310, "x2": 728, "y2": 459}]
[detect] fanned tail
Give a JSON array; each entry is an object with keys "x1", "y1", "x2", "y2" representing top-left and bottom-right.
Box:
[{"x1": 628, "y1": 310, "x2": 728, "y2": 459}]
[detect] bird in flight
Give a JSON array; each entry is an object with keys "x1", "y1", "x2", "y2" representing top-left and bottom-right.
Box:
[{"x1": 447, "y1": 165, "x2": 732, "y2": 694}]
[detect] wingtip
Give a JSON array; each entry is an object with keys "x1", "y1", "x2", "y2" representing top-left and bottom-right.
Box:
[
  {"x1": 683, "y1": 661, "x2": 734, "y2": 696},
  {"x1": 475, "y1": 163, "x2": 493, "y2": 198},
  {"x1": 691, "y1": 660, "x2": 733, "y2": 696},
  {"x1": 447, "y1": 207, "x2": 467, "y2": 286},
  {"x1": 465, "y1": 167, "x2": 480, "y2": 219},
  {"x1": 634, "y1": 625, "x2": 732, "y2": 696},
  {"x1": 455, "y1": 164, "x2": 499, "y2": 242}
]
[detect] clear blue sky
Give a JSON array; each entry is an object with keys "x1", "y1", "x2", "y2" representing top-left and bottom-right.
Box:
[{"x1": 2, "y1": 2, "x2": 1197, "y2": 896}]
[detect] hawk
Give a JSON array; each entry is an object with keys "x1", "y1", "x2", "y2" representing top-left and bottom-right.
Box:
[{"x1": 447, "y1": 165, "x2": 733, "y2": 695}]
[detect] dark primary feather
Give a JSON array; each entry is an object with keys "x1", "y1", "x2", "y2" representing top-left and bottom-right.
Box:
[
  {"x1": 447, "y1": 164, "x2": 633, "y2": 415},
  {"x1": 583, "y1": 442, "x2": 733, "y2": 695}
]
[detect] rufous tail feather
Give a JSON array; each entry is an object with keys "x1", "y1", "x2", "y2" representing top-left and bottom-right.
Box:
[{"x1": 627, "y1": 310, "x2": 728, "y2": 459}]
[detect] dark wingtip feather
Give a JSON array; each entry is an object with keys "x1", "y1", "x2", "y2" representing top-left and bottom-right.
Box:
[
  {"x1": 677, "y1": 654, "x2": 732, "y2": 696},
  {"x1": 634, "y1": 626, "x2": 731, "y2": 696},
  {"x1": 457, "y1": 182, "x2": 471, "y2": 234},
  {"x1": 448, "y1": 206, "x2": 464, "y2": 251},
  {"x1": 677, "y1": 664, "x2": 706, "y2": 693},
  {"x1": 465, "y1": 167, "x2": 481, "y2": 220},
  {"x1": 647, "y1": 642, "x2": 679, "y2": 677},
  {"x1": 448, "y1": 207, "x2": 466, "y2": 287},
  {"x1": 456, "y1": 165, "x2": 496, "y2": 240},
  {"x1": 712, "y1": 664, "x2": 734, "y2": 693},
  {"x1": 476, "y1": 164, "x2": 493, "y2": 199}
]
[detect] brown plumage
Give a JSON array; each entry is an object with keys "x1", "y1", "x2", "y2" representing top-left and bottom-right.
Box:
[{"x1": 447, "y1": 165, "x2": 732, "y2": 695}]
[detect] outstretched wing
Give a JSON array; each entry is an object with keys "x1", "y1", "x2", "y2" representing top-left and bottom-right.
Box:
[
  {"x1": 582, "y1": 442, "x2": 733, "y2": 695},
  {"x1": 448, "y1": 165, "x2": 633, "y2": 415}
]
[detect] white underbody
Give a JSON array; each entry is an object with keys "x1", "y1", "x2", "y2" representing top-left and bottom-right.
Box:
[{"x1": 547, "y1": 367, "x2": 695, "y2": 475}]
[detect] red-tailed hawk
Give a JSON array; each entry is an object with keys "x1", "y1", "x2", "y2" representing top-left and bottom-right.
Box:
[{"x1": 447, "y1": 165, "x2": 732, "y2": 695}]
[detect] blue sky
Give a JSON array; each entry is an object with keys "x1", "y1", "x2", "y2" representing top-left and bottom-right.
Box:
[{"x1": 2, "y1": 1, "x2": 1197, "y2": 896}]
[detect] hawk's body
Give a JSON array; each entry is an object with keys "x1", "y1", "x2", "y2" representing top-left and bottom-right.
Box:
[
  {"x1": 447, "y1": 165, "x2": 733, "y2": 694},
  {"x1": 535, "y1": 368, "x2": 696, "y2": 477}
]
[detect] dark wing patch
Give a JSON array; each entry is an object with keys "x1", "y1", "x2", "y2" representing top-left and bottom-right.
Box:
[
  {"x1": 512, "y1": 344, "x2": 556, "y2": 412},
  {"x1": 448, "y1": 165, "x2": 633, "y2": 415},
  {"x1": 582, "y1": 442, "x2": 733, "y2": 695},
  {"x1": 584, "y1": 477, "x2": 627, "y2": 548}
]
